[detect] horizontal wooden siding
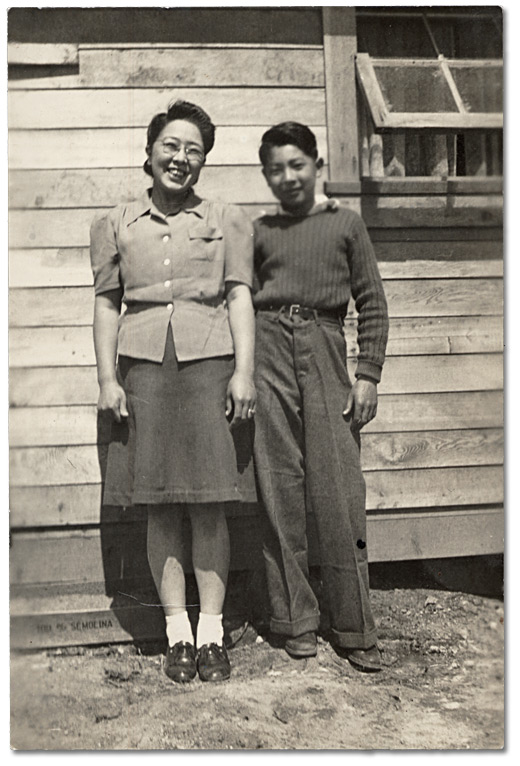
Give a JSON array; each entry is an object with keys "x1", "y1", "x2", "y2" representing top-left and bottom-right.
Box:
[{"x1": 9, "y1": 38, "x2": 503, "y2": 647}]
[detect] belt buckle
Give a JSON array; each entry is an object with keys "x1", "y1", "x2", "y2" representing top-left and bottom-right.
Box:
[{"x1": 288, "y1": 304, "x2": 301, "y2": 318}]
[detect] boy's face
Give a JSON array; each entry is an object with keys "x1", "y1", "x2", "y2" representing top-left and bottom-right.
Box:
[{"x1": 262, "y1": 144, "x2": 323, "y2": 215}]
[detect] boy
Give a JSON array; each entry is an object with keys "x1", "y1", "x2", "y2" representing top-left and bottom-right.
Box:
[{"x1": 253, "y1": 122, "x2": 389, "y2": 671}]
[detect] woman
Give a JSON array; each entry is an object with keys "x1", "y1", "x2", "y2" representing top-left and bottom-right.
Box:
[{"x1": 90, "y1": 100, "x2": 256, "y2": 683}]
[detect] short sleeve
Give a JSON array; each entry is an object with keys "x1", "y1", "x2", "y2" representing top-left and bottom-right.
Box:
[
  {"x1": 89, "y1": 210, "x2": 122, "y2": 295},
  {"x1": 222, "y1": 204, "x2": 254, "y2": 288}
]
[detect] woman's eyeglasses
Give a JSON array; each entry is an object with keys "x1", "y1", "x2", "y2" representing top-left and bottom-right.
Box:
[{"x1": 159, "y1": 139, "x2": 205, "y2": 164}]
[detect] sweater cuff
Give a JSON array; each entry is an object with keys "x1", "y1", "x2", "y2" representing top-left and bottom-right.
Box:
[{"x1": 355, "y1": 360, "x2": 382, "y2": 384}]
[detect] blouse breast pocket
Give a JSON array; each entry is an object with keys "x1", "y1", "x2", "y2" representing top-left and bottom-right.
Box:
[{"x1": 188, "y1": 225, "x2": 224, "y2": 261}]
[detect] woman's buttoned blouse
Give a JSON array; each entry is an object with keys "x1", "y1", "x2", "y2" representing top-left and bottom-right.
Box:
[{"x1": 90, "y1": 190, "x2": 254, "y2": 362}]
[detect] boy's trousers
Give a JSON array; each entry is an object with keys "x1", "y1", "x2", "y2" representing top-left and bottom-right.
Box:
[{"x1": 254, "y1": 310, "x2": 378, "y2": 649}]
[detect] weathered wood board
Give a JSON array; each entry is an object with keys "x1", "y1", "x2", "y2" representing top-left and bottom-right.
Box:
[
  {"x1": 8, "y1": 126, "x2": 328, "y2": 170},
  {"x1": 7, "y1": 391, "x2": 505, "y2": 448},
  {"x1": 9, "y1": 209, "x2": 504, "y2": 249},
  {"x1": 77, "y1": 46, "x2": 326, "y2": 88},
  {"x1": 9, "y1": 354, "x2": 504, "y2": 408},
  {"x1": 8, "y1": 87, "x2": 326, "y2": 129},
  {"x1": 8, "y1": 316, "x2": 504, "y2": 368},
  {"x1": 9, "y1": 166, "x2": 325, "y2": 208},
  {"x1": 7, "y1": 435, "x2": 504, "y2": 527},
  {"x1": 10, "y1": 503, "x2": 504, "y2": 590},
  {"x1": 9, "y1": 207, "x2": 284, "y2": 248},
  {"x1": 8, "y1": 251, "x2": 504, "y2": 289},
  {"x1": 8, "y1": 279, "x2": 503, "y2": 327},
  {"x1": 8, "y1": 432, "x2": 504, "y2": 491}
]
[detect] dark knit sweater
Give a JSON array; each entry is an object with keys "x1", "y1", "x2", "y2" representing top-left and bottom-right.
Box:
[{"x1": 253, "y1": 206, "x2": 389, "y2": 382}]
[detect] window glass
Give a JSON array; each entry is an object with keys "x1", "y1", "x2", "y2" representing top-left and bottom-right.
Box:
[
  {"x1": 357, "y1": 11, "x2": 503, "y2": 59},
  {"x1": 374, "y1": 64, "x2": 458, "y2": 113},
  {"x1": 448, "y1": 17, "x2": 502, "y2": 58},
  {"x1": 357, "y1": 17, "x2": 435, "y2": 58},
  {"x1": 450, "y1": 65, "x2": 503, "y2": 113},
  {"x1": 355, "y1": 9, "x2": 503, "y2": 178},
  {"x1": 356, "y1": 55, "x2": 502, "y2": 177}
]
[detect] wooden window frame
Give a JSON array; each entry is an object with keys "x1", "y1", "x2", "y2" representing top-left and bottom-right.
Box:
[
  {"x1": 356, "y1": 53, "x2": 503, "y2": 132},
  {"x1": 327, "y1": 176, "x2": 503, "y2": 197}
]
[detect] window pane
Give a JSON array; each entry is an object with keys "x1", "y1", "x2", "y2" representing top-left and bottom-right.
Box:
[
  {"x1": 450, "y1": 17, "x2": 502, "y2": 58},
  {"x1": 374, "y1": 64, "x2": 458, "y2": 113},
  {"x1": 356, "y1": 10, "x2": 502, "y2": 59},
  {"x1": 357, "y1": 17, "x2": 436, "y2": 57},
  {"x1": 450, "y1": 66, "x2": 503, "y2": 113}
]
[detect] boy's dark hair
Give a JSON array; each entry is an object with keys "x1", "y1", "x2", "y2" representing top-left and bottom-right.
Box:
[
  {"x1": 144, "y1": 100, "x2": 216, "y2": 175},
  {"x1": 259, "y1": 122, "x2": 319, "y2": 166}
]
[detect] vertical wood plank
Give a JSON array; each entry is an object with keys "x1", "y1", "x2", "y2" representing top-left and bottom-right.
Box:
[
  {"x1": 447, "y1": 135, "x2": 457, "y2": 176},
  {"x1": 322, "y1": 7, "x2": 359, "y2": 180},
  {"x1": 368, "y1": 117, "x2": 384, "y2": 177},
  {"x1": 464, "y1": 133, "x2": 488, "y2": 176},
  {"x1": 358, "y1": 98, "x2": 371, "y2": 178},
  {"x1": 384, "y1": 134, "x2": 406, "y2": 177},
  {"x1": 488, "y1": 133, "x2": 502, "y2": 176},
  {"x1": 426, "y1": 134, "x2": 449, "y2": 177},
  {"x1": 405, "y1": 134, "x2": 424, "y2": 176}
]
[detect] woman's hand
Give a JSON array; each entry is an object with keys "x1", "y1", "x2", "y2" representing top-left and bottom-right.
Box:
[
  {"x1": 226, "y1": 371, "x2": 256, "y2": 426},
  {"x1": 93, "y1": 291, "x2": 126, "y2": 420},
  {"x1": 98, "y1": 380, "x2": 128, "y2": 422},
  {"x1": 343, "y1": 379, "x2": 378, "y2": 431},
  {"x1": 225, "y1": 281, "x2": 256, "y2": 426}
]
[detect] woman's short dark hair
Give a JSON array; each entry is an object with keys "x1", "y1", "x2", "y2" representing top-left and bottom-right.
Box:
[
  {"x1": 259, "y1": 122, "x2": 318, "y2": 166},
  {"x1": 144, "y1": 100, "x2": 216, "y2": 176}
]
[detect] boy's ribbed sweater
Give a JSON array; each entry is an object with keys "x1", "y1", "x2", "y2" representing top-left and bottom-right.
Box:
[{"x1": 253, "y1": 205, "x2": 389, "y2": 383}]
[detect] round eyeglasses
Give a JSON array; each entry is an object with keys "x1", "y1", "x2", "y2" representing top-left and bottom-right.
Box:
[{"x1": 159, "y1": 139, "x2": 205, "y2": 164}]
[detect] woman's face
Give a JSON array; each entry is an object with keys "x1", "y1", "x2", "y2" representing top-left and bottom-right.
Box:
[{"x1": 149, "y1": 119, "x2": 205, "y2": 199}]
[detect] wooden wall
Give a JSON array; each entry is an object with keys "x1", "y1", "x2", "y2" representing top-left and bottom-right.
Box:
[
  {"x1": 9, "y1": 39, "x2": 329, "y2": 647},
  {"x1": 9, "y1": 23, "x2": 503, "y2": 648}
]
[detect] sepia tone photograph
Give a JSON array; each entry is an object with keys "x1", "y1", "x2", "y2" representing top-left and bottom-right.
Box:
[{"x1": 8, "y1": 3, "x2": 504, "y2": 751}]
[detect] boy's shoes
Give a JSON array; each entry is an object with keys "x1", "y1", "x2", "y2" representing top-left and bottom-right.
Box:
[
  {"x1": 165, "y1": 641, "x2": 197, "y2": 683},
  {"x1": 285, "y1": 631, "x2": 318, "y2": 658},
  {"x1": 197, "y1": 642, "x2": 231, "y2": 682},
  {"x1": 344, "y1": 645, "x2": 382, "y2": 672}
]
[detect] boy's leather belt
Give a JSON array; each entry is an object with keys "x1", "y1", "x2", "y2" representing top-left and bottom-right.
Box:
[{"x1": 259, "y1": 304, "x2": 345, "y2": 322}]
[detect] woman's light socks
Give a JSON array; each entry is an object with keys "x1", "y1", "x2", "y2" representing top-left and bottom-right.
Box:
[
  {"x1": 165, "y1": 611, "x2": 193, "y2": 646},
  {"x1": 196, "y1": 612, "x2": 224, "y2": 648},
  {"x1": 165, "y1": 611, "x2": 224, "y2": 648}
]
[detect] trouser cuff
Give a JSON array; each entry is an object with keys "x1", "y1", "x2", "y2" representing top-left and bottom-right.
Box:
[
  {"x1": 270, "y1": 614, "x2": 320, "y2": 637},
  {"x1": 331, "y1": 627, "x2": 378, "y2": 650}
]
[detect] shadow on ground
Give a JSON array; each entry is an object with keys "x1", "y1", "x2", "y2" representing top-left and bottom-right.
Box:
[{"x1": 368, "y1": 555, "x2": 503, "y2": 598}]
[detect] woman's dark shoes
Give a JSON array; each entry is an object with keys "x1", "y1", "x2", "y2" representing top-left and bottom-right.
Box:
[
  {"x1": 164, "y1": 641, "x2": 197, "y2": 683},
  {"x1": 285, "y1": 631, "x2": 318, "y2": 658},
  {"x1": 344, "y1": 645, "x2": 382, "y2": 672},
  {"x1": 197, "y1": 642, "x2": 231, "y2": 682}
]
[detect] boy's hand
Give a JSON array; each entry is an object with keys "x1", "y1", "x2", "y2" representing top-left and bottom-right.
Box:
[{"x1": 343, "y1": 379, "x2": 378, "y2": 430}]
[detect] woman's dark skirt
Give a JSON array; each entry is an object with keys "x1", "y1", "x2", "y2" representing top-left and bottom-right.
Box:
[{"x1": 103, "y1": 329, "x2": 257, "y2": 507}]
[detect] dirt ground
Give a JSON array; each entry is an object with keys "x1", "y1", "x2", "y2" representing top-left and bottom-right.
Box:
[{"x1": 10, "y1": 571, "x2": 504, "y2": 752}]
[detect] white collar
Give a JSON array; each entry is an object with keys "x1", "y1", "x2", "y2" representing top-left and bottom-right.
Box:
[{"x1": 274, "y1": 194, "x2": 339, "y2": 217}]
